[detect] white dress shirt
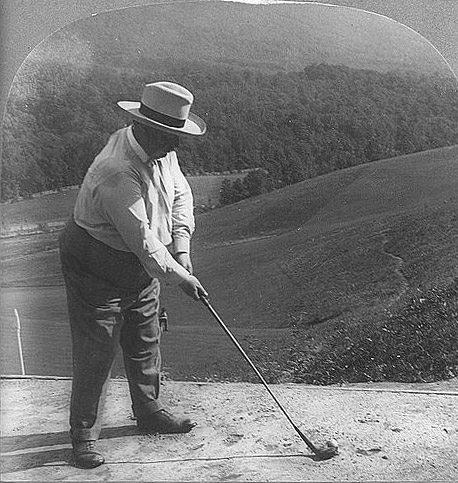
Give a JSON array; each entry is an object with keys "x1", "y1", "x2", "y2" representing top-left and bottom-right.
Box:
[{"x1": 74, "y1": 126, "x2": 194, "y2": 284}]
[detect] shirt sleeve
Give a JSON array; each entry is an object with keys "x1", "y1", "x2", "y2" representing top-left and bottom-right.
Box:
[
  {"x1": 170, "y1": 152, "x2": 195, "y2": 255},
  {"x1": 94, "y1": 169, "x2": 190, "y2": 285}
]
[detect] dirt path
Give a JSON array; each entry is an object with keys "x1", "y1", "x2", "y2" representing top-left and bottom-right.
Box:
[{"x1": 1, "y1": 378, "x2": 457, "y2": 481}]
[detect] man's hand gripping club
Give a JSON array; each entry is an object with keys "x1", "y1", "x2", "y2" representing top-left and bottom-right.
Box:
[{"x1": 179, "y1": 274, "x2": 208, "y2": 301}]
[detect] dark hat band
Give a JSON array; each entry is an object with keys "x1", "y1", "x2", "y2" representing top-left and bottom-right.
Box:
[{"x1": 139, "y1": 103, "x2": 186, "y2": 128}]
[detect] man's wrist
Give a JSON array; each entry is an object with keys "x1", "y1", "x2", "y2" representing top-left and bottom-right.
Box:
[{"x1": 165, "y1": 259, "x2": 192, "y2": 285}]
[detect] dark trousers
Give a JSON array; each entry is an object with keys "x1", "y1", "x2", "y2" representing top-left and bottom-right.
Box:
[{"x1": 59, "y1": 219, "x2": 163, "y2": 442}]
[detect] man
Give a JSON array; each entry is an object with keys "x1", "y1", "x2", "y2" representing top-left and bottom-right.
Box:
[{"x1": 59, "y1": 81, "x2": 208, "y2": 469}]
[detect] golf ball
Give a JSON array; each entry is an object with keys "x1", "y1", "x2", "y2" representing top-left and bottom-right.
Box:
[{"x1": 327, "y1": 439, "x2": 338, "y2": 448}]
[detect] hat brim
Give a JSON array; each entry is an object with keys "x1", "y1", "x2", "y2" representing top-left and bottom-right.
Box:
[{"x1": 117, "y1": 101, "x2": 206, "y2": 136}]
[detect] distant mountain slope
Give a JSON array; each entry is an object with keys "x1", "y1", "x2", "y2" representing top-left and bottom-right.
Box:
[
  {"x1": 4, "y1": 1, "x2": 457, "y2": 201},
  {"x1": 2, "y1": 0, "x2": 457, "y2": 124},
  {"x1": 29, "y1": 1, "x2": 452, "y2": 76}
]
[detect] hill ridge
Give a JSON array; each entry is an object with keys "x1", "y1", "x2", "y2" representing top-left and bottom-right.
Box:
[{"x1": 195, "y1": 143, "x2": 458, "y2": 245}]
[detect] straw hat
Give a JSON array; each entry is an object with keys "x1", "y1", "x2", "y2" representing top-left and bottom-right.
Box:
[{"x1": 118, "y1": 81, "x2": 206, "y2": 136}]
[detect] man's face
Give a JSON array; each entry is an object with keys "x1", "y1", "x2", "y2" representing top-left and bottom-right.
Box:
[{"x1": 135, "y1": 122, "x2": 180, "y2": 159}]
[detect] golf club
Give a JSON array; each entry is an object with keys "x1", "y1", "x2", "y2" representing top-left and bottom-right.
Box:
[{"x1": 200, "y1": 295, "x2": 338, "y2": 461}]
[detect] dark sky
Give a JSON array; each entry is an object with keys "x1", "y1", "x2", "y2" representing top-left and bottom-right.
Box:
[{"x1": 0, "y1": 0, "x2": 457, "y2": 118}]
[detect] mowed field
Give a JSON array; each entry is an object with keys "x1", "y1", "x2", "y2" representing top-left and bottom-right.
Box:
[{"x1": 1, "y1": 145, "x2": 458, "y2": 380}]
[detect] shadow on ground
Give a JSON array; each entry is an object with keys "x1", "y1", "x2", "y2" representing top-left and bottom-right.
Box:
[{"x1": 0, "y1": 424, "x2": 138, "y2": 473}]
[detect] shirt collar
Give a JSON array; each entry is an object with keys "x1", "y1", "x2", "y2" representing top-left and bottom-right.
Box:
[{"x1": 126, "y1": 125, "x2": 149, "y2": 164}]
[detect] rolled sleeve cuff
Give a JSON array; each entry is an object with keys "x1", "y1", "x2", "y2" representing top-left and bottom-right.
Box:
[{"x1": 173, "y1": 236, "x2": 191, "y2": 255}]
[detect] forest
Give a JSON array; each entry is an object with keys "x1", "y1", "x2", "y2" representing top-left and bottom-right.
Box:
[{"x1": 2, "y1": 62, "x2": 458, "y2": 203}]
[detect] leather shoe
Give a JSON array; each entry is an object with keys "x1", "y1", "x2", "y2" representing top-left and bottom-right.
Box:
[
  {"x1": 72, "y1": 440, "x2": 105, "y2": 469},
  {"x1": 137, "y1": 409, "x2": 197, "y2": 434}
]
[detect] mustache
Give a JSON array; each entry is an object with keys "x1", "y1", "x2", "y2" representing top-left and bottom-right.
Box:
[{"x1": 152, "y1": 145, "x2": 177, "y2": 157}]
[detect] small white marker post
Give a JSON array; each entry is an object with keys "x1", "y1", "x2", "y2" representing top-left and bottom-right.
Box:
[{"x1": 14, "y1": 309, "x2": 26, "y2": 376}]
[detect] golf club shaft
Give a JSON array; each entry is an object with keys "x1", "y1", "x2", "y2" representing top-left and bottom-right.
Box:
[{"x1": 200, "y1": 296, "x2": 318, "y2": 453}]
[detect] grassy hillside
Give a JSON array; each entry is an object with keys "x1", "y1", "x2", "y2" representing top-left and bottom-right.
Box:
[
  {"x1": 187, "y1": 144, "x2": 458, "y2": 325},
  {"x1": 1, "y1": 145, "x2": 457, "y2": 382}
]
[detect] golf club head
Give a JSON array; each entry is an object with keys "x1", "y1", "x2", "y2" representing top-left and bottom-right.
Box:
[{"x1": 313, "y1": 445, "x2": 339, "y2": 461}]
